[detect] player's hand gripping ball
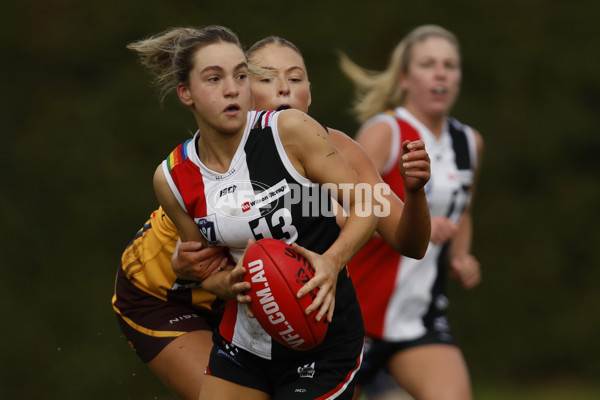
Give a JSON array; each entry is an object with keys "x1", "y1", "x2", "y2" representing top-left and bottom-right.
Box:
[{"x1": 242, "y1": 239, "x2": 328, "y2": 351}]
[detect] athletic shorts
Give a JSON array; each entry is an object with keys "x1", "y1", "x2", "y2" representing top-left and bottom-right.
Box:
[
  {"x1": 355, "y1": 323, "x2": 456, "y2": 386},
  {"x1": 206, "y1": 330, "x2": 363, "y2": 399},
  {"x1": 113, "y1": 267, "x2": 223, "y2": 363}
]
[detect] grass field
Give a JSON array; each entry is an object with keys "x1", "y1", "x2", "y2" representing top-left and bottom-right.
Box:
[
  {"x1": 473, "y1": 382, "x2": 600, "y2": 400},
  {"x1": 361, "y1": 381, "x2": 600, "y2": 400}
]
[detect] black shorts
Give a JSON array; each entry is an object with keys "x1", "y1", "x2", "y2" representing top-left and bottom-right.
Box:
[
  {"x1": 206, "y1": 330, "x2": 363, "y2": 399},
  {"x1": 355, "y1": 325, "x2": 456, "y2": 386},
  {"x1": 113, "y1": 267, "x2": 223, "y2": 362}
]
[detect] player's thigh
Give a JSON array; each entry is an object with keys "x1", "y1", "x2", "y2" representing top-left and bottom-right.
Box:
[
  {"x1": 388, "y1": 344, "x2": 471, "y2": 400},
  {"x1": 148, "y1": 330, "x2": 214, "y2": 400},
  {"x1": 199, "y1": 375, "x2": 270, "y2": 400}
]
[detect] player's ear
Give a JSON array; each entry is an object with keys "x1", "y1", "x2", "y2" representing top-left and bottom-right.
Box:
[
  {"x1": 398, "y1": 71, "x2": 409, "y2": 91},
  {"x1": 177, "y1": 83, "x2": 193, "y2": 106}
]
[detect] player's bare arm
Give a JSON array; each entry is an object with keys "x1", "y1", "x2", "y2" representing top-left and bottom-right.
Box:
[
  {"x1": 331, "y1": 129, "x2": 430, "y2": 258},
  {"x1": 277, "y1": 109, "x2": 378, "y2": 322}
]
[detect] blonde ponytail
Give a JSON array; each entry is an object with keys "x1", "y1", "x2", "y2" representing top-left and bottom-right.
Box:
[{"x1": 339, "y1": 25, "x2": 459, "y2": 123}]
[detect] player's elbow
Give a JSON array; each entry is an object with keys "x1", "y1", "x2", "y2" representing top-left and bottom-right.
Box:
[
  {"x1": 410, "y1": 243, "x2": 428, "y2": 260},
  {"x1": 399, "y1": 244, "x2": 427, "y2": 260},
  {"x1": 390, "y1": 235, "x2": 428, "y2": 259}
]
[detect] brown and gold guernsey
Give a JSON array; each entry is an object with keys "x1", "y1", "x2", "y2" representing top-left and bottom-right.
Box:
[{"x1": 112, "y1": 206, "x2": 219, "y2": 316}]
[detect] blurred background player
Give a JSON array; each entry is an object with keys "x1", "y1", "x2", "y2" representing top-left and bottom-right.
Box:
[{"x1": 340, "y1": 24, "x2": 483, "y2": 400}]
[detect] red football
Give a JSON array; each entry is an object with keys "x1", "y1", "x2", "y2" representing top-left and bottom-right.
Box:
[{"x1": 242, "y1": 238, "x2": 328, "y2": 351}]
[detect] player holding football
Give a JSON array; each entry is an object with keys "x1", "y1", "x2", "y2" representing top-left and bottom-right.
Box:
[
  {"x1": 129, "y1": 25, "x2": 378, "y2": 400},
  {"x1": 113, "y1": 31, "x2": 430, "y2": 400}
]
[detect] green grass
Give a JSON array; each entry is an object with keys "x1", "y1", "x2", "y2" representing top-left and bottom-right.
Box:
[
  {"x1": 473, "y1": 382, "x2": 600, "y2": 400},
  {"x1": 361, "y1": 381, "x2": 600, "y2": 400}
]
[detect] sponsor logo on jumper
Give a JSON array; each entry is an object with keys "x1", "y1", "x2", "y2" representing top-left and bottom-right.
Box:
[
  {"x1": 298, "y1": 362, "x2": 316, "y2": 378},
  {"x1": 247, "y1": 259, "x2": 306, "y2": 349},
  {"x1": 196, "y1": 215, "x2": 220, "y2": 245},
  {"x1": 219, "y1": 184, "x2": 237, "y2": 197},
  {"x1": 247, "y1": 179, "x2": 290, "y2": 210},
  {"x1": 207, "y1": 180, "x2": 285, "y2": 219},
  {"x1": 208, "y1": 179, "x2": 393, "y2": 219}
]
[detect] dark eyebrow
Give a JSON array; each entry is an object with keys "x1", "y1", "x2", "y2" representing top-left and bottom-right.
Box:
[
  {"x1": 234, "y1": 61, "x2": 249, "y2": 71},
  {"x1": 200, "y1": 65, "x2": 224, "y2": 74},
  {"x1": 201, "y1": 61, "x2": 248, "y2": 74}
]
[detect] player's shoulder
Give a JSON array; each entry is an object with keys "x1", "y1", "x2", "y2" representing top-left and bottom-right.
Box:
[
  {"x1": 356, "y1": 116, "x2": 395, "y2": 148},
  {"x1": 327, "y1": 128, "x2": 354, "y2": 144},
  {"x1": 450, "y1": 117, "x2": 484, "y2": 152},
  {"x1": 276, "y1": 109, "x2": 328, "y2": 147},
  {"x1": 277, "y1": 108, "x2": 314, "y2": 129}
]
